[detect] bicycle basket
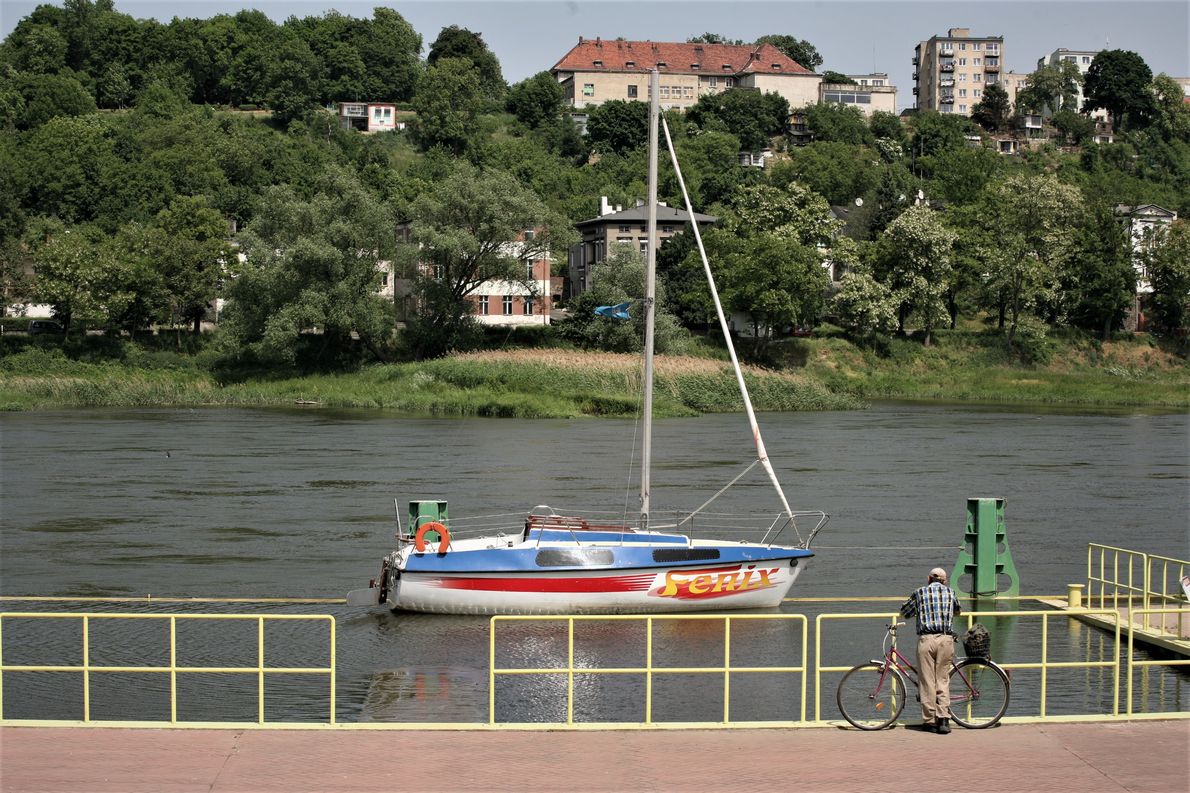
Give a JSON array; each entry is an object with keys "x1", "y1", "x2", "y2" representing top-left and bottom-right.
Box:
[{"x1": 963, "y1": 623, "x2": 991, "y2": 657}]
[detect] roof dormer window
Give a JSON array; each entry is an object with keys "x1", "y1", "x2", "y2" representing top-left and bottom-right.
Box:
[
  {"x1": 722, "y1": 64, "x2": 731, "y2": 70},
  {"x1": 772, "y1": 63, "x2": 781, "y2": 70},
  {"x1": 656, "y1": 60, "x2": 667, "y2": 67},
  {"x1": 691, "y1": 63, "x2": 700, "y2": 70},
  {"x1": 625, "y1": 60, "x2": 635, "y2": 68},
  {"x1": 594, "y1": 59, "x2": 603, "y2": 67}
]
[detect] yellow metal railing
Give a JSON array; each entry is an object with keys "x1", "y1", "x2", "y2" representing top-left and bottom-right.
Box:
[
  {"x1": 814, "y1": 609, "x2": 1123, "y2": 722},
  {"x1": 1085, "y1": 545, "x2": 1189, "y2": 638},
  {"x1": 489, "y1": 614, "x2": 807, "y2": 726},
  {"x1": 1144, "y1": 555, "x2": 1189, "y2": 635},
  {"x1": 1087, "y1": 543, "x2": 1148, "y2": 612},
  {"x1": 0, "y1": 613, "x2": 336, "y2": 724},
  {"x1": 1127, "y1": 607, "x2": 1190, "y2": 716}
]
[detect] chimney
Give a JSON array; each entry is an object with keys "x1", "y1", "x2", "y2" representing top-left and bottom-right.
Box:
[{"x1": 600, "y1": 196, "x2": 613, "y2": 216}]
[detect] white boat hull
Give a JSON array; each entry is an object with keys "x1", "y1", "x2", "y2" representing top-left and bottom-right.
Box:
[{"x1": 387, "y1": 560, "x2": 807, "y2": 615}]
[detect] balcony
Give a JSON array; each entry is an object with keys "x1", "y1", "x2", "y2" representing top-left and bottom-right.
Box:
[
  {"x1": 985, "y1": 63, "x2": 1000, "y2": 72},
  {"x1": 912, "y1": 57, "x2": 919, "y2": 66},
  {"x1": 912, "y1": 72, "x2": 918, "y2": 81},
  {"x1": 939, "y1": 78, "x2": 955, "y2": 88},
  {"x1": 940, "y1": 95, "x2": 955, "y2": 104},
  {"x1": 940, "y1": 62, "x2": 955, "y2": 72},
  {"x1": 940, "y1": 46, "x2": 955, "y2": 56},
  {"x1": 912, "y1": 86, "x2": 918, "y2": 95}
]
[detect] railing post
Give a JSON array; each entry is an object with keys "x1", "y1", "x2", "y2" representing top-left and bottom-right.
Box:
[
  {"x1": 799, "y1": 616, "x2": 808, "y2": 724},
  {"x1": 257, "y1": 617, "x2": 265, "y2": 724},
  {"x1": 1039, "y1": 613, "x2": 1048, "y2": 718},
  {"x1": 169, "y1": 617, "x2": 177, "y2": 724},
  {"x1": 722, "y1": 617, "x2": 731, "y2": 724},
  {"x1": 328, "y1": 616, "x2": 336, "y2": 726},
  {"x1": 566, "y1": 618, "x2": 574, "y2": 726},
  {"x1": 488, "y1": 617, "x2": 497, "y2": 725},
  {"x1": 645, "y1": 617, "x2": 653, "y2": 725},
  {"x1": 82, "y1": 615, "x2": 90, "y2": 723}
]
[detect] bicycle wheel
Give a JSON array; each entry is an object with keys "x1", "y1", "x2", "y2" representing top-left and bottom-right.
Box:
[
  {"x1": 948, "y1": 658, "x2": 1010, "y2": 728},
  {"x1": 836, "y1": 663, "x2": 906, "y2": 730}
]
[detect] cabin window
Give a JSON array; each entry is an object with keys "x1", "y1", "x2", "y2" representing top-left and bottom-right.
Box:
[
  {"x1": 536, "y1": 549, "x2": 616, "y2": 567},
  {"x1": 652, "y1": 548, "x2": 721, "y2": 563}
]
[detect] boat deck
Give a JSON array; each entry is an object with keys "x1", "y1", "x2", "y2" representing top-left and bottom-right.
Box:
[{"x1": 3, "y1": 721, "x2": 1187, "y2": 792}]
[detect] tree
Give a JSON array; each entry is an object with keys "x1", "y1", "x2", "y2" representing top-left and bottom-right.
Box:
[
  {"x1": 19, "y1": 114, "x2": 116, "y2": 224},
  {"x1": 821, "y1": 70, "x2": 855, "y2": 85},
  {"x1": 921, "y1": 144, "x2": 1002, "y2": 205},
  {"x1": 832, "y1": 271, "x2": 897, "y2": 345},
  {"x1": 222, "y1": 166, "x2": 396, "y2": 365},
  {"x1": 875, "y1": 205, "x2": 956, "y2": 345},
  {"x1": 1143, "y1": 219, "x2": 1190, "y2": 334},
  {"x1": 264, "y1": 35, "x2": 319, "y2": 126},
  {"x1": 687, "y1": 33, "x2": 744, "y2": 45},
  {"x1": 976, "y1": 174, "x2": 1087, "y2": 343},
  {"x1": 29, "y1": 221, "x2": 142, "y2": 335},
  {"x1": 908, "y1": 111, "x2": 976, "y2": 158},
  {"x1": 558, "y1": 245, "x2": 687, "y2": 353},
  {"x1": 506, "y1": 71, "x2": 564, "y2": 129},
  {"x1": 771, "y1": 142, "x2": 880, "y2": 206},
  {"x1": 868, "y1": 111, "x2": 906, "y2": 147},
  {"x1": 802, "y1": 101, "x2": 871, "y2": 145},
  {"x1": 1150, "y1": 73, "x2": 1190, "y2": 143},
  {"x1": 586, "y1": 99, "x2": 650, "y2": 154},
  {"x1": 686, "y1": 88, "x2": 789, "y2": 151},
  {"x1": 1051, "y1": 109, "x2": 1096, "y2": 145},
  {"x1": 10, "y1": 70, "x2": 96, "y2": 130},
  {"x1": 1083, "y1": 50, "x2": 1155, "y2": 131},
  {"x1": 1015, "y1": 60, "x2": 1082, "y2": 116},
  {"x1": 3, "y1": 23, "x2": 69, "y2": 73},
  {"x1": 355, "y1": 8, "x2": 422, "y2": 102},
  {"x1": 427, "y1": 25, "x2": 505, "y2": 100},
  {"x1": 754, "y1": 35, "x2": 823, "y2": 71},
  {"x1": 401, "y1": 165, "x2": 576, "y2": 359},
  {"x1": 970, "y1": 83, "x2": 1010, "y2": 132},
  {"x1": 411, "y1": 57, "x2": 482, "y2": 154},
  {"x1": 1066, "y1": 201, "x2": 1135, "y2": 338},
  {"x1": 151, "y1": 195, "x2": 232, "y2": 334}
]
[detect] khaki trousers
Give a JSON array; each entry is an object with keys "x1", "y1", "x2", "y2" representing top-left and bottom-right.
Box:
[{"x1": 917, "y1": 632, "x2": 955, "y2": 724}]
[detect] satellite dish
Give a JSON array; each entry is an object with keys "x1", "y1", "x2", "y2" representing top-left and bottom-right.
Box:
[
  {"x1": 854, "y1": 198, "x2": 863, "y2": 207},
  {"x1": 916, "y1": 189, "x2": 925, "y2": 200},
  {"x1": 898, "y1": 194, "x2": 906, "y2": 202}
]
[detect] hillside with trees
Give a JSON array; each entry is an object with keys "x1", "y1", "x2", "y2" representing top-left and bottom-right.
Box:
[{"x1": 1, "y1": 1, "x2": 1187, "y2": 413}]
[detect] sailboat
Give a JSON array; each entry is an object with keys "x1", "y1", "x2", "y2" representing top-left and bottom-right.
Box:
[{"x1": 347, "y1": 71, "x2": 825, "y2": 615}]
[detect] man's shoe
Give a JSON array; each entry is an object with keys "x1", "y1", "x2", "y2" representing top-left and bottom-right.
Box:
[{"x1": 936, "y1": 718, "x2": 951, "y2": 735}]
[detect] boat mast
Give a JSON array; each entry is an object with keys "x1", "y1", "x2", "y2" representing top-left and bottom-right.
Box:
[{"x1": 640, "y1": 69, "x2": 660, "y2": 530}]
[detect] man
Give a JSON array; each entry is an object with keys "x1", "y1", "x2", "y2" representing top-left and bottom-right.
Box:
[{"x1": 900, "y1": 567, "x2": 961, "y2": 734}]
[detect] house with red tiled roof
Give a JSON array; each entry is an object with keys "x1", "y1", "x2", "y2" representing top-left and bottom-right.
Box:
[{"x1": 550, "y1": 38, "x2": 821, "y2": 114}]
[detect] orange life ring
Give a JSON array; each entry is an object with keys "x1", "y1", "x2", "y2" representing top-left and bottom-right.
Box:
[{"x1": 414, "y1": 522, "x2": 450, "y2": 554}]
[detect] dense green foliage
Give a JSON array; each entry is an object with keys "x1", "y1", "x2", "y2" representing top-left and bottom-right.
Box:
[{"x1": 1, "y1": 2, "x2": 1186, "y2": 413}]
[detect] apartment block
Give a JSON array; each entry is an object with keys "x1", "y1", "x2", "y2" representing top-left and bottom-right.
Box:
[
  {"x1": 913, "y1": 28, "x2": 1004, "y2": 117},
  {"x1": 550, "y1": 38, "x2": 821, "y2": 116}
]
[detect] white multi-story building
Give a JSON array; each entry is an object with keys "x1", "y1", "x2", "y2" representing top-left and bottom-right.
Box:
[
  {"x1": 913, "y1": 28, "x2": 1004, "y2": 117},
  {"x1": 818, "y1": 73, "x2": 898, "y2": 117}
]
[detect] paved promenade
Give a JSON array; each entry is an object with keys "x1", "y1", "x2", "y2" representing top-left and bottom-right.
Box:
[{"x1": 2, "y1": 721, "x2": 1187, "y2": 793}]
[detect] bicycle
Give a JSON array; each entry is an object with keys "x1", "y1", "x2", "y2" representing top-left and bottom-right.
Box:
[{"x1": 836, "y1": 619, "x2": 1010, "y2": 730}]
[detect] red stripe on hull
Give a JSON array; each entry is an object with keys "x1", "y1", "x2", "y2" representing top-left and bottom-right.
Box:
[{"x1": 433, "y1": 574, "x2": 656, "y2": 593}]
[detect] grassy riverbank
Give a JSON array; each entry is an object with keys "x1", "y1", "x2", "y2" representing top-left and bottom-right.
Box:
[{"x1": 1, "y1": 331, "x2": 1185, "y2": 415}]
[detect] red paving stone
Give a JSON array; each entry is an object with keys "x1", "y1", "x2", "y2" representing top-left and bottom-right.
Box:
[{"x1": 2, "y1": 721, "x2": 1188, "y2": 793}]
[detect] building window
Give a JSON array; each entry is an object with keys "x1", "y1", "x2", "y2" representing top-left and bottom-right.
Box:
[
  {"x1": 616, "y1": 236, "x2": 632, "y2": 244},
  {"x1": 662, "y1": 225, "x2": 674, "y2": 233},
  {"x1": 958, "y1": 73, "x2": 967, "y2": 82},
  {"x1": 626, "y1": 60, "x2": 635, "y2": 68},
  {"x1": 959, "y1": 42, "x2": 967, "y2": 50},
  {"x1": 684, "y1": 86, "x2": 694, "y2": 98},
  {"x1": 660, "y1": 85, "x2": 669, "y2": 97},
  {"x1": 1082, "y1": 56, "x2": 1090, "y2": 64},
  {"x1": 523, "y1": 229, "x2": 535, "y2": 240},
  {"x1": 974, "y1": 58, "x2": 981, "y2": 66},
  {"x1": 583, "y1": 83, "x2": 594, "y2": 97},
  {"x1": 974, "y1": 89, "x2": 982, "y2": 97},
  {"x1": 958, "y1": 58, "x2": 967, "y2": 66},
  {"x1": 502, "y1": 295, "x2": 513, "y2": 315},
  {"x1": 479, "y1": 295, "x2": 489, "y2": 315},
  {"x1": 958, "y1": 104, "x2": 967, "y2": 113},
  {"x1": 618, "y1": 225, "x2": 630, "y2": 233},
  {"x1": 724, "y1": 77, "x2": 734, "y2": 87},
  {"x1": 959, "y1": 89, "x2": 967, "y2": 97},
  {"x1": 593, "y1": 59, "x2": 602, "y2": 67},
  {"x1": 974, "y1": 73, "x2": 982, "y2": 82},
  {"x1": 523, "y1": 298, "x2": 534, "y2": 315},
  {"x1": 627, "y1": 84, "x2": 637, "y2": 98},
  {"x1": 639, "y1": 240, "x2": 648, "y2": 254},
  {"x1": 973, "y1": 43, "x2": 982, "y2": 51},
  {"x1": 709, "y1": 76, "x2": 718, "y2": 87}
]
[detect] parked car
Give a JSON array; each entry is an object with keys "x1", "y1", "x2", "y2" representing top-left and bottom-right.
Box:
[{"x1": 28, "y1": 320, "x2": 64, "y2": 335}]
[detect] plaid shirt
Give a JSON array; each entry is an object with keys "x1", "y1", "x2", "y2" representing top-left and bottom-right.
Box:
[{"x1": 900, "y1": 581, "x2": 961, "y2": 635}]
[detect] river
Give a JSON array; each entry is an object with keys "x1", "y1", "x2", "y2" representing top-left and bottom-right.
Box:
[{"x1": 1, "y1": 403, "x2": 1186, "y2": 722}]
